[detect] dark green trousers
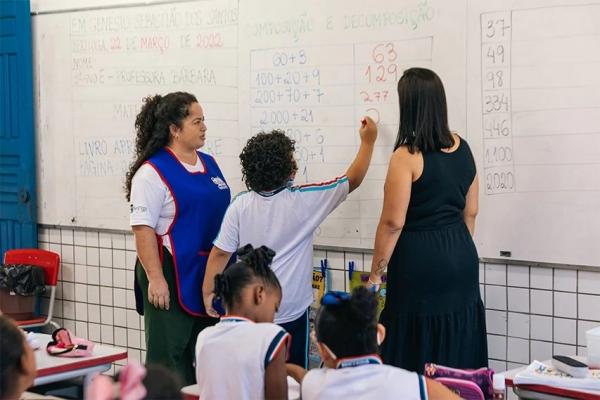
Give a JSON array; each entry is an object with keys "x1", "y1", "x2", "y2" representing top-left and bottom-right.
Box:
[{"x1": 135, "y1": 251, "x2": 217, "y2": 385}]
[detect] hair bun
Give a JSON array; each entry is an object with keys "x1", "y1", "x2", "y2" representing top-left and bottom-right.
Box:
[
  {"x1": 255, "y1": 246, "x2": 275, "y2": 265},
  {"x1": 237, "y1": 244, "x2": 276, "y2": 269},
  {"x1": 236, "y1": 244, "x2": 255, "y2": 259},
  {"x1": 349, "y1": 286, "x2": 378, "y2": 325}
]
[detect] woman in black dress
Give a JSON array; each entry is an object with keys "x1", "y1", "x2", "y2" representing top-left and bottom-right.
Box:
[{"x1": 368, "y1": 68, "x2": 487, "y2": 373}]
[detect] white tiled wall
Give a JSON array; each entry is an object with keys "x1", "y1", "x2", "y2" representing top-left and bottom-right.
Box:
[
  {"x1": 481, "y1": 263, "x2": 600, "y2": 372},
  {"x1": 38, "y1": 226, "x2": 600, "y2": 376},
  {"x1": 310, "y1": 249, "x2": 600, "y2": 374},
  {"x1": 38, "y1": 226, "x2": 143, "y2": 374}
]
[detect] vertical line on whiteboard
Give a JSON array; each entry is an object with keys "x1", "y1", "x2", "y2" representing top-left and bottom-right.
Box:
[
  {"x1": 235, "y1": 0, "x2": 241, "y2": 161},
  {"x1": 479, "y1": 13, "x2": 485, "y2": 186},
  {"x1": 509, "y1": 10, "x2": 515, "y2": 192},
  {"x1": 70, "y1": 13, "x2": 78, "y2": 227},
  {"x1": 248, "y1": 26, "x2": 252, "y2": 149},
  {"x1": 352, "y1": 43, "x2": 357, "y2": 146},
  {"x1": 352, "y1": 43, "x2": 361, "y2": 245}
]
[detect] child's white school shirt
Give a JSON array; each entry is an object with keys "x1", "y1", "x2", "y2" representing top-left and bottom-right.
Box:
[
  {"x1": 302, "y1": 355, "x2": 428, "y2": 400},
  {"x1": 213, "y1": 176, "x2": 349, "y2": 323},
  {"x1": 195, "y1": 316, "x2": 290, "y2": 400}
]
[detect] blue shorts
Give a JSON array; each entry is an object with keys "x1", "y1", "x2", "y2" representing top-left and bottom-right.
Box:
[{"x1": 279, "y1": 308, "x2": 310, "y2": 368}]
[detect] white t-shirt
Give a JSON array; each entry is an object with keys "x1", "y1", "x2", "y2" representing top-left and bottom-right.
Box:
[
  {"x1": 195, "y1": 316, "x2": 290, "y2": 400},
  {"x1": 302, "y1": 357, "x2": 428, "y2": 400},
  {"x1": 213, "y1": 176, "x2": 349, "y2": 323},
  {"x1": 129, "y1": 155, "x2": 205, "y2": 253}
]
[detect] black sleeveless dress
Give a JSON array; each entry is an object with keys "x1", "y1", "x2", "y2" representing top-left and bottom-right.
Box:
[{"x1": 379, "y1": 137, "x2": 488, "y2": 373}]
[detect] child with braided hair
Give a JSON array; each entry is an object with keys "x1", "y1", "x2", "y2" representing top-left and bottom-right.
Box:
[
  {"x1": 288, "y1": 287, "x2": 460, "y2": 400},
  {"x1": 194, "y1": 244, "x2": 290, "y2": 400}
]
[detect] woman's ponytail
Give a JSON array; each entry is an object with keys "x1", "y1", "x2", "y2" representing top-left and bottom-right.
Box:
[{"x1": 124, "y1": 92, "x2": 197, "y2": 201}]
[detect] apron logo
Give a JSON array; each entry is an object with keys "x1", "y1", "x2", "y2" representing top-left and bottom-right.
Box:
[
  {"x1": 130, "y1": 204, "x2": 148, "y2": 214},
  {"x1": 211, "y1": 177, "x2": 228, "y2": 190}
]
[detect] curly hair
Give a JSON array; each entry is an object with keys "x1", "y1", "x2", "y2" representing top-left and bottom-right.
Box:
[
  {"x1": 240, "y1": 130, "x2": 297, "y2": 192},
  {"x1": 124, "y1": 92, "x2": 197, "y2": 201}
]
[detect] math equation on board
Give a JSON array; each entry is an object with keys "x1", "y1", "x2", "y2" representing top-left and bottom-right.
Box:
[
  {"x1": 249, "y1": 38, "x2": 433, "y2": 184},
  {"x1": 481, "y1": 12, "x2": 515, "y2": 195},
  {"x1": 480, "y1": 5, "x2": 600, "y2": 196}
]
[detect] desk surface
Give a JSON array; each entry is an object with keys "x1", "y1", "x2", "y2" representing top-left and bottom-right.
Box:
[
  {"x1": 181, "y1": 377, "x2": 301, "y2": 400},
  {"x1": 504, "y1": 357, "x2": 600, "y2": 400},
  {"x1": 33, "y1": 333, "x2": 127, "y2": 378}
]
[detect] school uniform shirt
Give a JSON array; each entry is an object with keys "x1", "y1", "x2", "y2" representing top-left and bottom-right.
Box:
[
  {"x1": 195, "y1": 316, "x2": 290, "y2": 400},
  {"x1": 302, "y1": 355, "x2": 428, "y2": 400},
  {"x1": 213, "y1": 176, "x2": 349, "y2": 324},
  {"x1": 129, "y1": 155, "x2": 205, "y2": 254}
]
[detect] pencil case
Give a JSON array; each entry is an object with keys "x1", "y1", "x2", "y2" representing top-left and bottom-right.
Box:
[
  {"x1": 46, "y1": 327, "x2": 95, "y2": 357},
  {"x1": 424, "y1": 363, "x2": 494, "y2": 400}
]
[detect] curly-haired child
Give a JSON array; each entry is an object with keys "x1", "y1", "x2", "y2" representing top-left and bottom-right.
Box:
[{"x1": 202, "y1": 117, "x2": 377, "y2": 368}]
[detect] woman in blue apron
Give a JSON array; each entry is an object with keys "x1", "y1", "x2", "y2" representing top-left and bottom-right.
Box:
[{"x1": 125, "y1": 92, "x2": 230, "y2": 384}]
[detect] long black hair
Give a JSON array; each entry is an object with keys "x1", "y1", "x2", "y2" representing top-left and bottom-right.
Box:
[
  {"x1": 394, "y1": 68, "x2": 454, "y2": 153},
  {"x1": 213, "y1": 244, "x2": 281, "y2": 310},
  {"x1": 239, "y1": 130, "x2": 297, "y2": 192},
  {"x1": 315, "y1": 286, "x2": 379, "y2": 358},
  {"x1": 124, "y1": 92, "x2": 198, "y2": 201},
  {"x1": 0, "y1": 315, "x2": 28, "y2": 399}
]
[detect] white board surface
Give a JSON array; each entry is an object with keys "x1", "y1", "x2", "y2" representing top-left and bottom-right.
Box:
[
  {"x1": 466, "y1": 0, "x2": 600, "y2": 267},
  {"x1": 33, "y1": 0, "x2": 600, "y2": 266}
]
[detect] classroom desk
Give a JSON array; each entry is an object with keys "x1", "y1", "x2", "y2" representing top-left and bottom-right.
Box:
[
  {"x1": 33, "y1": 333, "x2": 128, "y2": 388},
  {"x1": 504, "y1": 357, "x2": 600, "y2": 400},
  {"x1": 181, "y1": 376, "x2": 301, "y2": 400}
]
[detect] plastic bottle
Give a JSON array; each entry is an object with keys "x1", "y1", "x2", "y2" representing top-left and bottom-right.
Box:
[{"x1": 493, "y1": 373, "x2": 506, "y2": 400}]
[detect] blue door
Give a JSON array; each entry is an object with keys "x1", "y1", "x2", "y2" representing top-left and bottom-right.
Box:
[{"x1": 0, "y1": 0, "x2": 37, "y2": 256}]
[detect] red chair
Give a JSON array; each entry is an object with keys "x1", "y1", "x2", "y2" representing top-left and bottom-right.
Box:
[{"x1": 3, "y1": 248, "x2": 61, "y2": 329}]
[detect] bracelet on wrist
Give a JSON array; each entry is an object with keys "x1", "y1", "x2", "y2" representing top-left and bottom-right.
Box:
[{"x1": 368, "y1": 277, "x2": 380, "y2": 285}]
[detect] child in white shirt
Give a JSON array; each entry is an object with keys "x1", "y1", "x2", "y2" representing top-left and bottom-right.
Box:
[
  {"x1": 287, "y1": 287, "x2": 461, "y2": 400},
  {"x1": 203, "y1": 117, "x2": 377, "y2": 368},
  {"x1": 195, "y1": 245, "x2": 290, "y2": 400}
]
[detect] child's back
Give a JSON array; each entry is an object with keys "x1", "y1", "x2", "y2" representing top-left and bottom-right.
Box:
[
  {"x1": 290, "y1": 288, "x2": 460, "y2": 400},
  {"x1": 205, "y1": 122, "x2": 377, "y2": 368},
  {"x1": 302, "y1": 357, "x2": 426, "y2": 400},
  {"x1": 216, "y1": 179, "x2": 348, "y2": 324},
  {"x1": 195, "y1": 245, "x2": 290, "y2": 400},
  {"x1": 196, "y1": 317, "x2": 289, "y2": 400}
]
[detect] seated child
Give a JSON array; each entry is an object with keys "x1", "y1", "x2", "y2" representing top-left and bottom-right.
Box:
[
  {"x1": 0, "y1": 315, "x2": 37, "y2": 400},
  {"x1": 195, "y1": 245, "x2": 290, "y2": 400},
  {"x1": 289, "y1": 287, "x2": 461, "y2": 400}
]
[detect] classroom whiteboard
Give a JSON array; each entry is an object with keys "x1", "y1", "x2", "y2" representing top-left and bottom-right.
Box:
[
  {"x1": 34, "y1": 0, "x2": 243, "y2": 230},
  {"x1": 466, "y1": 0, "x2": 600, "y2": 267},
  {"x1": 33, "y1": 0, "x2": 467, "y2": 246},
  {"x1": 32, "y1": 0, "x2": 600, "y2": 266}
]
